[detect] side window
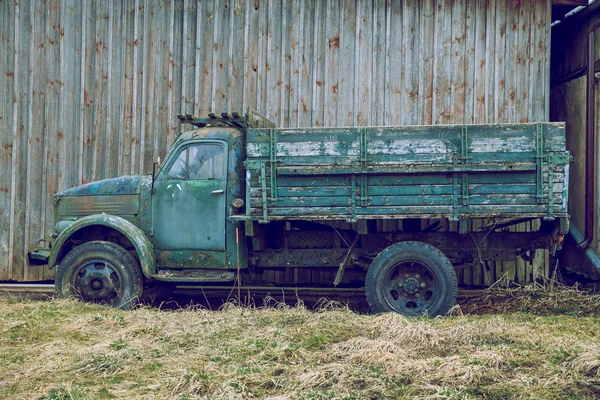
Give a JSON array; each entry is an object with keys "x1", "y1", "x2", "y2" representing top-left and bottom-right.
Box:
[
  {"x1": 166, "y1": 144, "x2": 225, "y2": 180},
  {"x1": 167, "y1": 149, "x2": 187, "y2": 179}
]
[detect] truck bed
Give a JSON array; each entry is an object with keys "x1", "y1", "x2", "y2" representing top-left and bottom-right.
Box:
[{"x1": 242, "y1": 123, "x2": 569, "y2": 222}]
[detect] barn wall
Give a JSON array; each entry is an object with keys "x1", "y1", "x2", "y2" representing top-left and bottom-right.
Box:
[{"x1": 0, "y1": 0, "x2": 552, "y2": 282}]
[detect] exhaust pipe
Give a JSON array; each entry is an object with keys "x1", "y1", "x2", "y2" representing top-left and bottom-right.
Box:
[{"x1": 570, "y1": 222, "x2": 600, "y2": 271}]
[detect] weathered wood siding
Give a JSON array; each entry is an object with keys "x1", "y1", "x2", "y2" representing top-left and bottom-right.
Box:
[
  {"x1": 0, "y1": 0, "x2": 552, "y2": 283},
  {"x1": 246, "y1": 123, "x2": 568, "y2": 221}
]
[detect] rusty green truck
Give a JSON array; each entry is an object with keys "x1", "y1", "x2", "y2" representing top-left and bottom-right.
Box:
[{"x1": 28, "y1": 109, "x2": 570, "y2": 316}]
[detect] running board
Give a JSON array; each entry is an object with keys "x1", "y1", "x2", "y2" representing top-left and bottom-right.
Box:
[{"x1": 152, "y1": 269, "x2": 236, "y2": 283}]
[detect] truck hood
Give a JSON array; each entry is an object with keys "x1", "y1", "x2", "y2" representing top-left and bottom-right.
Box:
[{"x1": 54, "y1": 175, "x2": 150, "y2": 197}]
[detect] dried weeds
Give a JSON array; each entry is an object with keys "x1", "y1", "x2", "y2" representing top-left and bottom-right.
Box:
[{"x1": 0, "y1": 285, "x2": 599, "y2": 399}]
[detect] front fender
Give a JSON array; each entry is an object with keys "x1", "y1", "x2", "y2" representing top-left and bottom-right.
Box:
[{"x1": 49, "y1": 214, "x2": 155, "y2": 278}]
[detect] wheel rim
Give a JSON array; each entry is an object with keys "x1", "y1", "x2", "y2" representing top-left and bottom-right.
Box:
[
  {"x1": 382, "y1": 259, "x2": 441, "y2": 315},
  {"x1": 70, "y1": 259, "x2": 123, "y2": 305}
]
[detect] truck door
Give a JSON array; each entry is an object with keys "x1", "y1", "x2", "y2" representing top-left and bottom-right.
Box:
[{"x1": 152, "y1": 141, "x2": 227, "y2": 251}]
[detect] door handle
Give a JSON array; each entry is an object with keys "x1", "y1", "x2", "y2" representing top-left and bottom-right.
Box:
[{"x1": 211, "y1": 189, "x2": 224, "y2": 194}]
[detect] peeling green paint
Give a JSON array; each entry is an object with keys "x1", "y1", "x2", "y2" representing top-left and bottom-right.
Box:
[{"x1": 48, "y1": 214, "x2": 155, "y2": 278}]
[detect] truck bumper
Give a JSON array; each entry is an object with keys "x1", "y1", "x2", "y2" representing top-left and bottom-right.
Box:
[{"x1": 27, "y1": 249, "x2": 50, "y2": 266}]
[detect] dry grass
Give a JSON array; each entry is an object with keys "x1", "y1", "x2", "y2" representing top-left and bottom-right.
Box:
[{"x1": 1, "y1": 285, "x2": 600, "y2": 399}]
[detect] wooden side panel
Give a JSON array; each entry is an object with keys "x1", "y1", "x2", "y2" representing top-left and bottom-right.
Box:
[{"x1": 245, "y1": 123, "x2": 568, "y2": 224}]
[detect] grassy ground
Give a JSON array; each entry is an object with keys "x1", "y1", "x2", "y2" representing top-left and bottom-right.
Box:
[{"x1": 1, "y1": 284, "x2": 600, "y2": 399}]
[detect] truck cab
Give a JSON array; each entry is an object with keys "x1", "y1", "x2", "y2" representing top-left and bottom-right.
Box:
[{"x1": 30, "y1": 111, "x2": 270, "y2": 309}]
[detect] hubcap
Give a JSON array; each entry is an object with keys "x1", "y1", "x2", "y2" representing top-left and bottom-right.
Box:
[
  {"x1": 71, "y1": 259, "x2": 122, "y2": 305},
  {"x1": 384, "y1": 260, "x2": 439, "y2": 314}
]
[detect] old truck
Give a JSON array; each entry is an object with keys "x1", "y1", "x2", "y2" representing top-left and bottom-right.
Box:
[{"x1": 28, "y1": 109, "x2": 570, "y2": 316}]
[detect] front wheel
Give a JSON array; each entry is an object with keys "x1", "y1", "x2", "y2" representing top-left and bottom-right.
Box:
[
  {"x1": 365, "y1": 241, "x2": 457, "y2": 317},
  {"x1": 55, "y1": 241, "x2": 143, "y2": 310}
]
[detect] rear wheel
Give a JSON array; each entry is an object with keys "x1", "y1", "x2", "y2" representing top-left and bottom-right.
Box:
[
  {"x1": 55, "y1": 241, "x2": 143, "y2": 310},
  {"x1": 365, "y1": 241, "x2": 457, "y2": 317}
]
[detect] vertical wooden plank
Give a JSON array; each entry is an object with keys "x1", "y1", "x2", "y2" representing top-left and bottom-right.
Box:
[
  {"x1": 280, "y1": 0, "x2": 293, "y2": 126},
  {"x1": 313, "y1": 0, "x2": 326, "y2": 127},
  {"x1": 355, "y1": 0, "x2": 372, "y2": 126},
  {"x1": 0, "y1": 0, "x2": 13, "y2": 280},
  {"x1": 122, "y1": 1, "x2": 135, "y2": 175},
  {"x1": 288, "y1": 0, "x2": 301, "y2": 127},
  {"x1": 504, "y1": 1, "x2": 518, "y2": 123},
  {"x1": 137, "y1": 0, "x2": 149, "y2": 173},
  {"x1": 179, "y1": 0, "x2": 192, "y2": 118},
  {"x1": 371, "y1": 0, "x2": 385, "y2": 126},
  {"x1": 256, "y1": 0, "x2": 268, "y2": 115},
  {"x1": 11, "y1": 0, "x2": 29, "y2": 281},
  {"x1": 106, "y1": 0, "x2": 124, "y2": 178},
  {"x1": 526, "y1": 221, "x2": 534, "y2": 282},
  {"x1": 167, "y1": 0, "x2": 179, "y2": 148},
  {"x1": 450, "y1": 0, "x2": 466, "y2": 124},
  {"x1": 196, "y1": 0, "x2": 214, "y2": 117},
  {"x1": 335, "y1": 0, "x2": 355, "y2": 127},
  {"x1": 212, "y1": 0, "x2": 230, "y2": 113},
  {"x1": 154, "y1": 0, "x2": 168, "y2": 162},
  {"x1": 244, "y1": 0, "x2": 260, "y2": 112},
  {"x1": 383, "y1": 0, "x2": 391, "y2": 125},
  {"x1": 59, "y1": 0, "x2": 77, "y2": 192},
  {"x1": 298, "y1": 0, "x2": 314, "y2": 126},
  {"x1": 470, "y1": 221, "x2": 482, "y2": 286},
  {"x1": 485, "y1": 0, "x2": 496, "y2": 123},
  {"x1": 464, "y1": 0, "x2": 476, "y2": 124},
  {"x1": 473, "y1": 0, "x2": 487, "y2": 123},
  {"x1": 19, "y1": 0, "x2": 31, "y2": 282},
  {"x1": 543, "y1": 0, "x2": 551, "y2": 120},
  {"x1": 419, "y1": 0, "x2": 434, "y2": 125},
  {"x1": 144, "y1": 0, "x2": 159, "y2": 168},
  {"x1": 25, "y1": 0, "x2": 48, "y2": 281},
  {"x1": 80, "y1": 0, "x2": 94, "y2": 182},
  {"x1": 493, "y1": 0, "x2": 506, "y2": 123},
  {"x1": 228, "y1": 0, "x2": 246, "y2": 113},
  {"x1": 128, "y1": 0, "x2": 140, "y2": 174},
  {"x1": 324, "y1": 0, "x2": 340, "y2": 127},
  {"x1": 265, "y1": 0, "x2": 282, "y2": 123},
  {"x1": 505, "y1": 228, "x2": 517, "y2": 283},
  {"x1": 401, "y1": 0, "x2": 418, "y2": 125},
  {"x1": 433, "y1": 0, "x2": 452, "y2": 124},
  {"x1": 90, "y1": 0, "x2": 108, "y2": 181},
  {"x1": 386, "y1": 0, "x2": 401, "y2": 125},
  {"x1": 516, "y1": 222, "x2": 527, "y2": 283},
  {"x1": 516, "y1": 0, "x2": 531, "y2": 123},
  {"x1": 530, "y1": 0, "x2": 547, "y2": 122},
  {"x1": 42, "y1": 0, "x2": 62, "y2": 276},
  {"x1": 484, "y1": 260, "x2": 496, "y2": 287}
]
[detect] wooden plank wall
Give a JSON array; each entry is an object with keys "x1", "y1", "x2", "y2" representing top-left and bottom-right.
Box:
[{"x1": 0, "y1": 0, "x2": 552, "y2": 283}]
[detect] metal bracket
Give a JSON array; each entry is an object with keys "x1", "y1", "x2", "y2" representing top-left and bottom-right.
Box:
[
  {"x1": 269, "y1": 129, "x2": 278, "y2": 203},
  {"x1": 360, "y1": 174, "x2": 368, "y2": 206},
  {"x1": 260, "y1": 161, "x2": 268, "y2": 223},
  {"x1": 460, "y1": 125, "x2": 469, "y2": 206},
  {"x1": 535, "y1": 123, "x2": 545, "y2": 202},
  {"x1": 360, "y1": 127, "x2": 368, "y2": 168},
  {"x1": 547, "y1": 153, "x2": 554, "y2": 219},
  {"x1": 349, "y1": 175, "x2": 357, "y2": 223}
]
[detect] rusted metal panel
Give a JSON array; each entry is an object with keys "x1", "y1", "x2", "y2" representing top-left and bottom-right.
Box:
[{"x1": 1, "y1": 0, "x2": 553, "y2": 282}]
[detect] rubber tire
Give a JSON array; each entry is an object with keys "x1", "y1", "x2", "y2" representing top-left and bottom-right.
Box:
[
  {"x1": 365, "y1": 241, "x2": 457, "y2": 317},
  {"x1": 55, "y1": 241, "x2": 143, "y2": 310}
]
